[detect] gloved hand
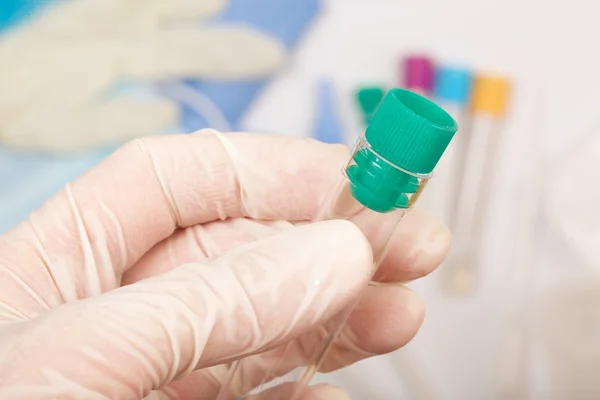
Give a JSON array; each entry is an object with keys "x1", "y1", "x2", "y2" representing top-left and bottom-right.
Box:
[
  {"x1": 0, "y1": 130, "x2": 450, "y2": 400},
  {"x1": 0, "y1": 0, "x2": 285, "y2": 151}
]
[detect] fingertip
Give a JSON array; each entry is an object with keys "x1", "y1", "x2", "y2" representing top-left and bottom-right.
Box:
[
  {"x1": 246, "y1": 382, "x2": 350, "y2": 400},
  {"x1": 389, "y1": 286, "x2": 426, "y2": 346},
  {"x1": 284, "y1": 219, "x2": 374, "y2": 296},
  {"x1": 323, "y1": 219, "x2": 374, "y2": 272},
  {"x1": 421, "y1": 216, "x2": 452, "y2": 275},
  {"x1": 302, "y1": 384, "x2": 351, "y2": 400},
  {"x1": 404, "y1": 208, "x2": 452, "y2": 270},
  {"x1": 304, "y1": 137, "x2": 351, "y2": 159},
  {"x1": 222, "y1": 219, "x2": 373, "y2": 281},
  {"x1": 375, "y1": 208, "x2": 452, "y2": 282},
  {"x1": 345, "y1": 285, "x2": 425, "y2": 357},
  {"x1": 405, "y1": 288, "x2": 426, "y2": 326},
  {"x1": 202, "y1": 220, "x2": 373, "y2": 361}
]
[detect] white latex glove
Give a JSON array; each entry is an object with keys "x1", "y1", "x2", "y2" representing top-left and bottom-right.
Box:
[
  {"x1": 0, "y1": 130, "x2": 450, "y2": 399},
  {"x1": 0, "y1": 0, "x2": 286, "y2": 152}
]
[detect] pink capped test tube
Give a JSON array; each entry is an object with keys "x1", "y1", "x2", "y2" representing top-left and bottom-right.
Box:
[{"x1": 401, "y1": 55, "x2": 435, "y2": 97}]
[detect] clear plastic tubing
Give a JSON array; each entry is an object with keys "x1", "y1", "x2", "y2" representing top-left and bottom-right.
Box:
[
  {"x1": 216, "y1": 88, "x2": 458, "y2": 399},
  {"x1": 443, "y1": 74, "x2": 510, "y2": 294}
]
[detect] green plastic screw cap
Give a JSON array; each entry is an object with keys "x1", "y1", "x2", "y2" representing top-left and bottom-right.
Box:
[
  {"x1": 367, "y1": 88, "x2": 458, "y2": 174},
  {"x1": 347, "y1": 88, "x2": 458, "y2": 213}
]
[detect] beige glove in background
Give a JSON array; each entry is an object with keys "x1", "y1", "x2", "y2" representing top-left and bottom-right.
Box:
[{"x1": 0, "y1": 0, "x2": 286, "y2": 152}]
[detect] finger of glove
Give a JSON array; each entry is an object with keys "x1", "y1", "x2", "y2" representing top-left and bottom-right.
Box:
[
  {"x1": 123, "y1": 208, "x2": 449, "y2": 288},
  {"x1": 1, "y1": 97, "x2": 178, "y2": 152},
  {"x1": 0, "y1": 40, "x2": 117, "y2": 123},
  {"x1": 1, "y1": 131, "x2": 351, "y2": 306},
  {"x1": 371, "y1": 208, "x2": 451, "y2": 283},
  {"x1": 122, "y1": 218, "x2": 291, "y2": 284},
  {"x1": 157, "y1": 0, "x2": 227, "y2": 22},
  {"x1": 216, "y1": 285, "x2": 424, "y2": 398},
  {"x1": 122, "y1": 26, "x2": 286, "y2": 81},
  {"x1": 147, "y1": 285, "x2": 423, "y2": 400},
  {"x1": 136, "y1": 226, "x2": 429, "y2": 362},
  {"x1": 0, "y1": 220, "x2": 371, "y2": 400}
]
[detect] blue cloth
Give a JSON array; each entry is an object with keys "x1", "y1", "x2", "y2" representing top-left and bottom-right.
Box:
[
  {"x1": 0, "y1": 0, "x2": 54, "y2": 32},
  {"x1": 0, "y1": 147, "x2": 111, "y2": 231},
  {"x1": 0, "y1": 0, "x2": 320, "y2": 233},
  {"x1": 312, "y1": 80, "x2": 346, "y2": 144},
  {"x1": 177, "y1": 0, "x2": 320, "y2": 131}
]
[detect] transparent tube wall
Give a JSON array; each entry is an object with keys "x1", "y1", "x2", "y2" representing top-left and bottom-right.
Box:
[
  {"x1": 419, "y1": 102, "x2": 468, "y2": 227},
  {"x1": 215, "y1": 136, "x2": 430, "y2": 399},
  {"x1": 444, "y1": 114, "x2": 500, "y2": 293}
]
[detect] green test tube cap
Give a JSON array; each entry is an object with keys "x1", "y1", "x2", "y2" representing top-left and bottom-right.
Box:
[
  {"x1": 356, "y1": 86, "x2": 386, "y2": 125},
  {"x1": 347, "y1": 88, "x2": 458, "y2": 212},
  {"x1": 367, "y1": 88, "x2": 457, "y2": 174}
]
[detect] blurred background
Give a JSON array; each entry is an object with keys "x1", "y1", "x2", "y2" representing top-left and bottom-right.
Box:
[{"x1": 1, "y1": 0, "x2": 600, "y2": 398}]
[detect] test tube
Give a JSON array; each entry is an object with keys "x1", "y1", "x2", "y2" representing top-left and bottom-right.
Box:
[
  {"x1": 442, "y1": 74, "x2": 510, "y2": 294},
  {"x1": 216, "y1": 88, "x2": 458, "y2": 399},
  {"x1": 312, "y1": 80, "x2": 346, "y2": 144},
  {"x1": 401, "y1": 55, "x2": 435, "y2": 98},
  {"x1": 419, "y1": 66, "x2": 473, "y2": 225},
  {"x1": 356, "y1": 86, "x2": 386, "y2": 126}
]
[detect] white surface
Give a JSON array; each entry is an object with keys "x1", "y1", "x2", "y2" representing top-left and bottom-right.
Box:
[
  {"x1": 532, "y1": 279, "x2": 600, "y2": 398},
  {"x1": 418, "y1": 102, "x2": 465, "y2": 227},
  {"x1": 544, "y1": 127, "x2": 600, "y2": 273},
  {"x1": 242, "y1": 0, "x2": 600, "y2": 398}
]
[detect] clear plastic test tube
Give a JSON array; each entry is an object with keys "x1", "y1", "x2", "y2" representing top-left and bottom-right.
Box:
[
  {"x1": 442, "y1": 74, "x2": 510, "y2": 294},
  {"x1": 420, "y1": 66, "x2": 473, "y2": 226},
  {"x1": 356, "y1": 86, "x2": 386, "y2": 126},
  {"x1": 312, "y1": 80, "x2": 346, "y2": 144},
  {"x1": 401, "y1": 55, "x2": 435, "y2": 98},
  {"x1": 216, "y1": 88, "x2": 458, "y2": 399}
]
